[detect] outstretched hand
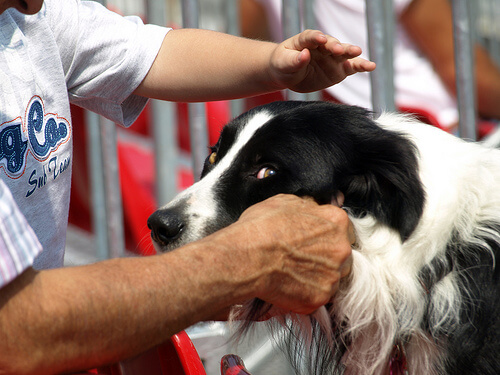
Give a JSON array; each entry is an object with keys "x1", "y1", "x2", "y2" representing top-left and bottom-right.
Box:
[{"x1": 269, "y1": 29, "x2": 376, "y2": 93}]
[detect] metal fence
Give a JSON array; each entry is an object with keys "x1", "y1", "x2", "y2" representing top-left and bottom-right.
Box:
[
  {"x1": 76, "y1": 0, "x2": 499, "y2": 373},
  {"x1": 84, "y1": 0, "x2": 499, "y2": 261}
]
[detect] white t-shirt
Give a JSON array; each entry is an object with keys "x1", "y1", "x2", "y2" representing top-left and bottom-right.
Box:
[
  {"x1": 254, "y1": 0, "x2": 459, "y2": 128},
  {"x1": 0, "y1": 0, "x2": 168, "y2": 270}
]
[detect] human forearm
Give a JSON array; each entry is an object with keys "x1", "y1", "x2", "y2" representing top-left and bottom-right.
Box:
[
  {"x1": 134, "y1": 28, "x2": 375, "y2": 102},
  {"x1": 134, "y1": 28, "x2": 279, "y2": 102},
  {"x1": 401, "y1": 0, "x2": 500, "y2": 120},
  {"x1": 0, "y1": 195, "x2": 353, "y2": 374},
  {"x1": 0, "y1": 245, "x2": 252, "y2": 374}
]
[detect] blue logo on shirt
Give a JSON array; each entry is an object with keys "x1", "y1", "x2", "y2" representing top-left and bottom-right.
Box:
[
  {"x1": 0, "y1": 123, "x2": 27, "y2": 175},
  {"x1": 0, "y1": 96, "x2": 70, "y2": 182},
  {"x1": 27, "y1": 99, "x2": 69, "y2": 158}
]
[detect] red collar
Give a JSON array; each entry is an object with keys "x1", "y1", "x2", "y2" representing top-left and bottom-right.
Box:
[{"x1": 389, "y1": 343, "x2": 409, "y2": 375}]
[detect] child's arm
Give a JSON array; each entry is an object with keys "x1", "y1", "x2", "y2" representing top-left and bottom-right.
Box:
[{"x1": 134, "y1": 28, "x2": 375, "y2": 102}]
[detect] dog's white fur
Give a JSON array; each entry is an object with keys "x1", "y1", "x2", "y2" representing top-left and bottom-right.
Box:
[
  {"x1": 158, "y1": 111, "x2": 274, "y2": 246},
  {"x1": 321, "y1": 113, "x2": 500, "y2": 374}
]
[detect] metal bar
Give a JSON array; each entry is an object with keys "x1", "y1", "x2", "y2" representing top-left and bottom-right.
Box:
[
  {"x1": 187, "y1": 104, "x2": 209, "y2": 181},
  {"x1": 365, "y1": 0, "x2": 396, "y2": 115},
  {"x1": 86, "y1": 111, "x2": 109, "y2": 260},
  {"x1": 383, "y1": 0, "x2": 395, "y2": 101},
  {"x1": 451, "y1": 0, "x2": 477, "y2": 140},
  {"x1": 303, "y1": 0, "x2": 321, "y2": 101},
  {"x1": 181, "y1": 0, "x2": 209, "y2": 181},
  {"x1": 282, "y1": 0, "x2": 307, "y2": 101},
  {"x1": 82, "y1": 1, "x2": 125, "y2": 260},
  {"x1": 493, "y1": 0, "x2": 500, "y2": 65},
  {"x1": 100, "y1": 117, "x2": 125, "y2": 258},
  {"x1": 89, "y1": 0, "x2": 125, "y2": 259},
  {"x1": 282, "y1": 0, "x2": 301, "y2": 39},
  {"x1": 226, "y1": 0, "x2": 245, "y2": 118},
  {"x1": 145, "y1": 0, "x2": 167, "y2": 26},
  {"x1": 181, "y1": 0, "x2": 199, "y2": 29},
  {"x1": 84, "y1": 0, "x2": 124, "y2": 259},
  {"x1": 146, "y1": 0, "x2": 178, "y2": 206},
  {"x1": 303, "y1": 0, "x2": 316, "y2": 31},
  {"x1": 151, "y1": 107, "x2": 178, "y2": 206},
  {"x1": 225, "y1": 0, "x2": 239, "y2": 36},
  {"x1": 244, "y1": 339, "x2": 278, "y2": 373},
  {"x1": 484, "y1": 0, "x2": 500, "y2": 66}
]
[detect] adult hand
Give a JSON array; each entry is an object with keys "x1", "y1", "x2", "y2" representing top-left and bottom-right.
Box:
[
  {"x1": 269, "y1": 29, "x2": 376, "y2": 93},
  {"x1": 204, "y1": 194, "x2": 354, "y2": 316}
]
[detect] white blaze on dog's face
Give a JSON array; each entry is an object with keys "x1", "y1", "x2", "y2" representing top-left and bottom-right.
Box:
[
  {"x1": 148, "y1": 111, "x2": 274, "y2": 251},
  {"x1": 148, "y1": 101, "x2": 425, "y2": 252}
]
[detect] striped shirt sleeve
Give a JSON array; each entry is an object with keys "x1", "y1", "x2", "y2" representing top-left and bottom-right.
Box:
[{"x1": 0, "y1": 179, "x2": 42, "y2": 288}]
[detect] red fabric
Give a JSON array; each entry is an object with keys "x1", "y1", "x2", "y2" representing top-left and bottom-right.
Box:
[
  {"x1": 68, "y1": 100, "x2": 228, "y2": 255},
  {"x1": 388, "y1": 344, "x2": 408, "y2": 375},
  {"x1": 117, "y1": 138, "x2": 157, "y2": 255}
]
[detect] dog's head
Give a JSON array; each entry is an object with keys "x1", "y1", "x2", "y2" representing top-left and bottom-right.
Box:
[{"x1": 148, "y1": 101, "x2": 425, "y2": 252}]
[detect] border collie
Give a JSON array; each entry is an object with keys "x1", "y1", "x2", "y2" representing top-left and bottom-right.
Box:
[{"x1": 148, "y1": 101, "x2": 500, "y2": 375}]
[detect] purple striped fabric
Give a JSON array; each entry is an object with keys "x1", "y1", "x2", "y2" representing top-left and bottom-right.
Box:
[{"x1": 0, "y1": 179, "x2": 42, "y2": 287}]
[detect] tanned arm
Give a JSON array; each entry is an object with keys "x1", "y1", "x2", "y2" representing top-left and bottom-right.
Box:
[
  {"x1": 400, "y1": 0, "x2": 500, "y2": 120},
  {"x1": 0, "y1": 195, "x2": 353, "y2": 375}
]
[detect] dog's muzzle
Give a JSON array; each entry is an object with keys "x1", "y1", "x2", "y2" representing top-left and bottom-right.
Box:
[{"x1": 147, "y1": 209, "x2": 185, "y2": 249}]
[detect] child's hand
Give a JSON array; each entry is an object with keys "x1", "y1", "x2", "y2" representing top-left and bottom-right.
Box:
[{"x1": 269, "y1": 29, "x2": 376, "y2": 93}]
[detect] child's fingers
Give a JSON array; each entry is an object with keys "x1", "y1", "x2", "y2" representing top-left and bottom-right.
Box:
[
  {"x1": 319, "y1": 41, "x2": 362, "y2": 58},
  {"x1": 344, "y1": 57, "x2": 377, "y2": 75},
  {"x1": 286, "y1": 29, "x2": 329, "y2": 52}
]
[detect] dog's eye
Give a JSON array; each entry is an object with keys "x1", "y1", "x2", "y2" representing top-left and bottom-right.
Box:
[
  {"x1": 208, "y1": 152, "x2": 217, "y2": 164},
  {"x1": 256, "y1": 167, "x2": 276, "y2": 179}
]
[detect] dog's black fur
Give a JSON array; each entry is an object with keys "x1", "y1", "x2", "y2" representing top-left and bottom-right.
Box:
[{"x1": 205, "y1": 101, "x2": 425, "y2": 240}]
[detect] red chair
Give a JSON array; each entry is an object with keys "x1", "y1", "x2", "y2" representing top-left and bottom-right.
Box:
[{"x1": 91, "y1": 331, "x2": 207, "y2": 375}]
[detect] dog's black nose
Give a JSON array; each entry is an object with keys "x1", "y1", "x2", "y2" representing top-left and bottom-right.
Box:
[{"x1": 147, "y1": 210, "x2": 185, "y2": 246}]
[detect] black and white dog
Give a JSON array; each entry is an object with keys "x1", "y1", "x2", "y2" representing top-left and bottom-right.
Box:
[{"x1": 148, "y1": 101, "x2": 500, "y2": 375}]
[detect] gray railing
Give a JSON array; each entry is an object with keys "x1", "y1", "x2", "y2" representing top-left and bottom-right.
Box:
[{"x1": 84, "y1": 0, "x2": 496, "y2": 278}]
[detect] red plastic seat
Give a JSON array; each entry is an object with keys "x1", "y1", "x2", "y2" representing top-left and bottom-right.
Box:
[{"x1": 91, "y1": 331, "x2": 207, "y2": 375}]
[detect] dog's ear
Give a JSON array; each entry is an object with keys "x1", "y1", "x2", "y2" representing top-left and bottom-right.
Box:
[{"x1": 339, "y1": 122, "x2": 425, "y2": 242}]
